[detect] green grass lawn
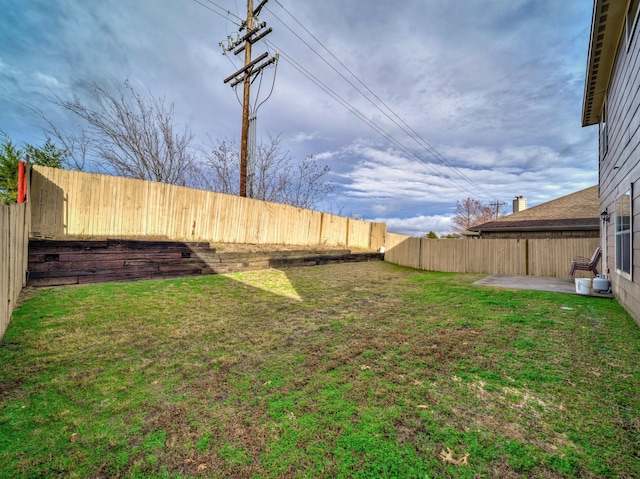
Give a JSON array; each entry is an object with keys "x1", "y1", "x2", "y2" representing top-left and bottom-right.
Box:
[{"x1": 1, "y1": 262, "x2": 638, "y2": 478}]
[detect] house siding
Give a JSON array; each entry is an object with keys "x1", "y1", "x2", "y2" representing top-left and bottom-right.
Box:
[{"x1": 599, "y1": 15, "x2": 640, "y2": 325}]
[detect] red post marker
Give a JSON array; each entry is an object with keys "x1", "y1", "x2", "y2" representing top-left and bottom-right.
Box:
[{"x1": 17, "y1": 161, "x2": 26, "y2": 203}]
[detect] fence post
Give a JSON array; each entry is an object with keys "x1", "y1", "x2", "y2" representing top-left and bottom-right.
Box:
[
  {"x1": 345, "y1": 218, "x2": 350, "y2": 247},
  {"x1": 319, "y1": 212, "x2": 325, "y2": 245},
  {"x1": 17, "y1": 162, "x2": 26, "y2": 204}
]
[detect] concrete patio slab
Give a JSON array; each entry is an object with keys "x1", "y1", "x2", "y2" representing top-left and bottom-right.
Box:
[{"x1": 474, "y1": 274, "x2": 614, "y2": 298}]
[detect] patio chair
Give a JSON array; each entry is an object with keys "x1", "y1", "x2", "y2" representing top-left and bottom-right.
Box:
[{"x1": 570, "y1": 246, "x2": 601, "y2": 277}]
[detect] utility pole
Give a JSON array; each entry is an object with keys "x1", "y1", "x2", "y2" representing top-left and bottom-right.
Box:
[
  {"x1": 489, "y1": 200, "x2": 506, "y2": 220},
  {"x1": 239, "y1": 0, "x2": 254, "y2": 198},
  {"x1": 222, "y1": 0, "x2": 277, "y2": 197}
]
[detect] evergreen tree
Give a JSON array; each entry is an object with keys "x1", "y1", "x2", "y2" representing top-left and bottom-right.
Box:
[{"x1": 0, "y1": 134, "x2": 65, "y2": 204}]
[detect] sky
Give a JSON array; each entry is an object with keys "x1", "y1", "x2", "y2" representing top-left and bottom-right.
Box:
[{"x1": 0, "y1": 0, "x2": 598, "y2": 236}]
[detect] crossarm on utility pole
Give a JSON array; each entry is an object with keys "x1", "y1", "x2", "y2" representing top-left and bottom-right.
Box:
[
  {"x1": 229, "y1": 55, "x2": 278, "y2": 88},
  {"x1": 253, "y1": 0, "x2": 268, "y2": 16},
  {"x1": 233, "y1": 27, "x2": 272, "y2": 55},
  {"x1": 219, "y1": 0, "x2": 275, "y2": 199},
  {"x1": 223, "y1": 52, "x2": 269, "y2": 84}
]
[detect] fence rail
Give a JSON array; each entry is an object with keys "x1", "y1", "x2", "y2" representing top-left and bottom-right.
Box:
[
  {"x1": 385, "y1": 233, "x2": 600, "y2": 279},
  {"x1": 30, "y1": 166, "x2": 385, "y2": 250},
  {"x1": 1, "y1": 193, "x2": 30, "y2": 340}
]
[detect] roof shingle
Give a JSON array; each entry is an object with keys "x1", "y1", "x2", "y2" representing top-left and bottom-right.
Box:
[{"x1": 472, "y1": 186, "x2": 599, "y2": 231}]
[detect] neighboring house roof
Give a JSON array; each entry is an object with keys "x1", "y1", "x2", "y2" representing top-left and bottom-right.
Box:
[
  {"x1": 582, "y1": 0, "x2": 628, "y2": 126},
  {"x1": 471, "y1": 186, "x2": 600, "y2": 233}
]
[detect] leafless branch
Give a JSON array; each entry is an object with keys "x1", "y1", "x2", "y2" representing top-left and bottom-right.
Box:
[
  {"x1": 202, "y1": 134, "x2": 335, "y2": 209},
  {"x1": 56, "y1": 81, "x2": 197, "y2": 185}
]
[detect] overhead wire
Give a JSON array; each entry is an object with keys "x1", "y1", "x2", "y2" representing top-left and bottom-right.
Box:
[
  {"x1": 267, "y1": 1, "x2": 497, "y2": 202},
  {"x1": 209, "y1": 1, "x2": 279, "y2": 113},
  {"x1": 259, "y1": 40, "x2": 481, "y2": 197},
  {"x1": 267, "y1": 44, "x2": 483, "y2": 195},
  {"x1": 197, "y1": 0, "x2": 243, "y2": 23},
  {"x1": 212, "y1": 2, "x2": 244, "y2": 107},
  {"x1": 254, "y1": 58, "x2": 279, "y2": 113},
  {"x1": 192, "y1": 0, "x2": 497, "y2": 201}
]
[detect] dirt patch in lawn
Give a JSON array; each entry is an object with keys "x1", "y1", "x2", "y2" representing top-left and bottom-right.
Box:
[{"x1": 2, "y1": 261, "x2": 639, "y2": 478}]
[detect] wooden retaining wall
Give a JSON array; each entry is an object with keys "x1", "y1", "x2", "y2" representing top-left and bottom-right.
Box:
[
  {"x1": 30, "y1": 166, "x2": 385, "y2": 251},
  {"x1": 385, "y1": 233, "x2": 600, "y2": 279},
  {"x1": 27, "y1": 240, "x2": 384, "y2": 287}
]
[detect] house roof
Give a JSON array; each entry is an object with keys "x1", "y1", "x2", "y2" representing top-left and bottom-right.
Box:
[
  {"x1": 471, "y1": 186, "x2": 600, "y2": 232},
  {"x1": 582, "y1": 0, "x2": 628, "y2": 127}
]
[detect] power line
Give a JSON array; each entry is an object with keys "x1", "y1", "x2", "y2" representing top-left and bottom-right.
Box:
[
  {"x1": 191, "y1": 0, "x2": 243, "y2": 25},
  {"x1": 193, "y1": 1, "x2": 497, "y2": 201},
  {"x1": 267, "y1": 1, "x2": 497, "y2": 201},
  {"x1": 268, "y1": 44, "x2": 482, "y2": 196},
  {"x1": 205, "y1": 0, "x2": 244, "y2": 22}
]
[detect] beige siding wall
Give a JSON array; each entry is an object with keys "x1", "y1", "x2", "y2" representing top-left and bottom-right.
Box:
[
  {"x1": 1, "y1": 198, "x2": 30, "y2": 340},
  {"x1": 30, "y1": 166, "x2": 384, "y2": 250},
  {"x1": 598, "y1": 15, "x2": 640, "y2": 325},
  {"x1": 386, "y1": 237, "x2": 600, "y2": 279}
]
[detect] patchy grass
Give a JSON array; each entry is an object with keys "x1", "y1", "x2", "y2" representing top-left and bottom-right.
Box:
[{"x1": 1, "y1": 262, "x2": 638, "y2": 478}]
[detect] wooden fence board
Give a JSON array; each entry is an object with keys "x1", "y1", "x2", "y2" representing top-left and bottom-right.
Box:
[
  {"x1": 1, "y1": 200, "x2": 29, "y2": 340},
  {"x1": 369, "y1": 222, "x2": 386, "y2": 252},
  {"x1": 385, "y1": 232, "x2": 412, "y2": 250},
  {"x1": 1, "y1": 206, "x2": 8, "y2": 339},
  {"x1": 422, "y1": 239, "x2": 467, "y2": 272},
  {"x1": 319, "y1": 213, "x2": 348, "y2": 246},
  {"x1": 384, "y1": 233, "x2": 421, "y2": 269},
  {"x1": 529, "y1": 238, "x2": 600, "y2": 278},
  {"x1": 387, "y1": 237, "x2": 600, "y2": 279},
  {"x1": 30, "y1": 166, "x2": 382, "y2": 250},
  {"x1": 347, "y1": 218, "x2": 372, "y2": 249}
]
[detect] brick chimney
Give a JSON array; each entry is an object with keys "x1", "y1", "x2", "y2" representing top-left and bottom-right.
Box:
[{"x1": 513, "y1": 195, "x2": 527, "y2": 214}]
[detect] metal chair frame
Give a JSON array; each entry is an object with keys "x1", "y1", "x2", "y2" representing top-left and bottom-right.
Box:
[{"x1": 570, "y1": 246, "x2": 601, "y2": 277}]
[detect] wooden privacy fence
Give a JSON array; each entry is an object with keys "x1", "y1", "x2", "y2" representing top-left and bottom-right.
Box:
[
  {"x1": 30, "y1": 166, "x2": 386, "y2": 250},
  {"x1": 1, "y1": 197, "x2": 30, "y2": 340},
  {"x1": 385, "y1": 233, "x2": 601, "y2": 279}
]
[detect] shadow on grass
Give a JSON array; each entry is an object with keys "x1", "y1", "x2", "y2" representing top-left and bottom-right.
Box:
[{"x1": 1, "y1": 262, "x2": 639, "y2": 478}]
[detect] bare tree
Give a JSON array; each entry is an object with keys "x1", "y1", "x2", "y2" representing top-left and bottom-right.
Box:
[
  {"x1": 6, "y1": 96, "x2": 92, "y2": 171},
  {"x1": 193, "y1": 139, "x2": 238, "y2": 194},
  {"x1": 45, "y1": 81, "x2": 334, "y2": 208},
  {"x1": 201, "y1": 135, "x2": 335, "y2": 209},
  {"x1": 282, "y1": 155, "x2": 335, "y2": 210},
  {"x1": 451, "y1": 197, "x2": 497, "y2": 234},
  {"x1": 42, "y1": 121, "x2": 92, "y2": 171},
  {"x1": 56, "y1": 81, "x2": 197, "y2": 185}
]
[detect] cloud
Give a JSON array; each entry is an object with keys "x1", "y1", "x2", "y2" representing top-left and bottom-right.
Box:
[
  {"x1": 0, "y1": 0, "x2": 598, "y2": 234},
  {"x1": 378, "y1": 214, "x2": 454, "y2": 237},
  {"x1": 34, "y1": 72, "x2": 63, "y2": 89},
  {"x1": 290, "y1": 131, "x2": 321, "y2": 143},
  {"x1": 0, "y1": 58, "x2": 17, "y2": 75}
]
